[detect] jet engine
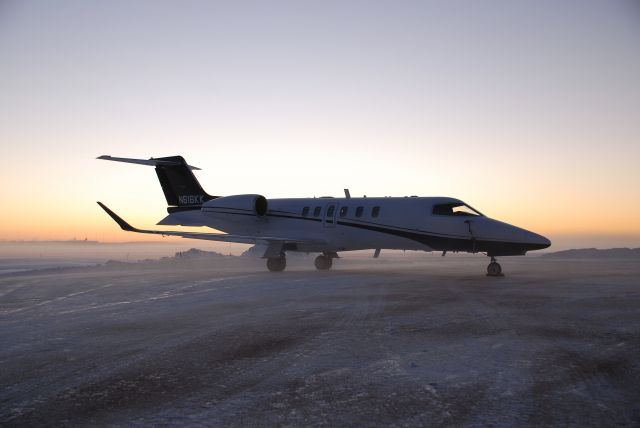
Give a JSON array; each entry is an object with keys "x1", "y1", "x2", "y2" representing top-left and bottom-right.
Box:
[{"x1": 202, "y1": 194, "x2": 268, "y2": 216}]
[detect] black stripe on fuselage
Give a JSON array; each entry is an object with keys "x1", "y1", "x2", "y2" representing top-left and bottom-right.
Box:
[
  {"x1": 201, "y1": 208, "x2": 324, "y2": 221},
  {"x1": 333, "y1": 219, "x2": 542, "y2": 255},
  {"x1": 169, "y1": 208, "x2": 542, "y2": 255}
]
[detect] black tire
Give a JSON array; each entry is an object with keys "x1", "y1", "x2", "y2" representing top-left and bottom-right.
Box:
[
  {"x1": 487, "y1": 261, "x2": 502, "y2": 276},
  {"x1": 314, "y1": 255, "x2": 332, "y2": 271},
  {"x1": 267, "y1": 257, "x2": 286, "y2": 272}
]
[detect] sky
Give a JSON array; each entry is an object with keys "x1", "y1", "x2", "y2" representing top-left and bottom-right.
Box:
[{"x1": 0, "y1": 0, "x2": 639, "y2": 248}]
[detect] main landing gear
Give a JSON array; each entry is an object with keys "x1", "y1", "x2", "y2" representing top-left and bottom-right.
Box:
[
  {"x1": 314, "y1": 254, "x2": 333, "y2": 271},
  {"x1": 487, "y1": 256, "x2": 503, "y2": 277},
  {"x1": 266, "y1": 253, "x2": 337, "y2": 272},
  {"x1": 266, "y1": 255, "x2": 286, "y2": 272}
]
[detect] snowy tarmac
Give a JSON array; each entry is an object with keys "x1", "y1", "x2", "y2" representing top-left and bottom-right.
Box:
[{"x1": 1, "y1": 255, "x2": 639, "y2": 426}]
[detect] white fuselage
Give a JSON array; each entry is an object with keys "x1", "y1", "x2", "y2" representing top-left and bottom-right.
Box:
[{"x1": 161, "y1": 196, "x2": 550, "y2": 256}]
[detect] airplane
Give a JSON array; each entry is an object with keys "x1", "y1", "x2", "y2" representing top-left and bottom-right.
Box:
[{"x1": 96, "y1": 155, "x2": 551, "y2": 276}]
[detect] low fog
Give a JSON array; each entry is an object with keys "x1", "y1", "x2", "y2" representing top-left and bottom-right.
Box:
[{"x1": 1, "y1": 244, "x2": 639, "y2": 425}]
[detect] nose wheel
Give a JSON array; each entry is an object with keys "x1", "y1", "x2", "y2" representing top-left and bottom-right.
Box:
[{"x1": 487, "y1": 257, "x2": 504, "y2": 277}]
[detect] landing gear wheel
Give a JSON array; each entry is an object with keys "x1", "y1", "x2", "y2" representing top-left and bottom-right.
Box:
[
  {"x1": 487, "y1": 261, "x2": 503, "y2": 277},
  {"x1": 314, "y1": 255, "x2": 333, "y2": 271},
  {"x1": 267, "y1": 256, "x2": 286, "y2": 272}
]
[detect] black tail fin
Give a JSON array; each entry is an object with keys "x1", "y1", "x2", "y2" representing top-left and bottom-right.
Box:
[
  {"x1": 152, "y1": 156, "x2": 216, "y2": 208},
  {"x1": 97, "y1": 155, "x2": 216, "y2": 209}
]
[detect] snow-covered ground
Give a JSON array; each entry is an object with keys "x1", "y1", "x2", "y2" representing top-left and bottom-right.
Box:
[{"x1": 1, "y1": 255, "x2": 639, "y2": 426}]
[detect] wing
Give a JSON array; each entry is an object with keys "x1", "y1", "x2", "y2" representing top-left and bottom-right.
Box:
[{"x1": 97, "y1": 202, "x2": 324, "y2": 247}]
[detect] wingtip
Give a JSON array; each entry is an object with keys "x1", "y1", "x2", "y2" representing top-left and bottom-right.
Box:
[{"x1": 96, "y1": 201, "x2": 136, "y2": 232}]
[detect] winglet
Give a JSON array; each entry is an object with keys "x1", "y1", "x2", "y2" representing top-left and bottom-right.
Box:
[{"x1": 97, "y1": 202, "x2": 137, "y2": 232}]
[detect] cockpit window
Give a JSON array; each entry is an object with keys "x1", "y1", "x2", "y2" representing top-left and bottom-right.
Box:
[{"x1": 432, "y1": 203, "x2": 483, "y2": 217}]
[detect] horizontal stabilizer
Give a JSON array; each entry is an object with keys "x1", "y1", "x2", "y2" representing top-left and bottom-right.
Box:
[{"x1": 97, "y1": 155, "x2": 201, "y2": 170}]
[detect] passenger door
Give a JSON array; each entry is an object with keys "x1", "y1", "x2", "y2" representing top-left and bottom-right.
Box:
[{"x1": 323, "y1": 203, "x2": 337, "y2": 228}]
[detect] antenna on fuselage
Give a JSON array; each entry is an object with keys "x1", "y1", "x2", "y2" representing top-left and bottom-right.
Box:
[{"x1": 344, "y1": 189, "x2": 351, "y2": 198}]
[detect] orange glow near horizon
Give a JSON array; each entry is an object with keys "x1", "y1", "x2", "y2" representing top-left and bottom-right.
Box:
[
  {"x1": 0, "y1": 177, "x2": 638, "y2": 245},
  {"x1": 0, "y1": 141, "x2": 639, "y2": 245},
  {"x1": 0, "y1": 129, "x2": 638, "y2": 246}
]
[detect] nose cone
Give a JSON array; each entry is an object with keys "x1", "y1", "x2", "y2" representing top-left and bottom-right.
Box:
[
  {"x1": 511, "y1": 225, "x2": 551, "y2": 251},
  {"x1": 480, "y1": 218, "x2": 551, "y2": 255},
  {"x1": 526, "y1": 231, "x2": 551, "y2": 250}
]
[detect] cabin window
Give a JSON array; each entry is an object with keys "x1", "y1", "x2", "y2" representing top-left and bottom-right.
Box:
[
  {"x1": 432, "y1": 203, "x2": 482, "y2": 216},
  {"x1": 355, "y1": 206, "x2": 364, "y2": 217},
  {"x1": 301, "y1": 206, "x2": 309, "y2": 217},
  {"x1": 372, "y1": 206, "x2": 380, "y2": 217},
  {"x1": 314, "y1": 206, "x2": 322, "y2": 217},
  {"x1": 340, "y1": 206, "x2": 348, "y2": 217},
  {"x1": 326, "y1": 205, "x2": 335, "y2": 217}
]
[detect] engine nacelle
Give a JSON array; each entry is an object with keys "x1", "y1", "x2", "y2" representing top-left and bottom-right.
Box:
[{"x1": 202, "y1": 194, "x2": 268, "y2": 216}]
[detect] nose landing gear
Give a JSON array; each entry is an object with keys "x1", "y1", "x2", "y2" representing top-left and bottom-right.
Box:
[{"x1": 487, "y1": 256, "x2": 503, "y2": 277}]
